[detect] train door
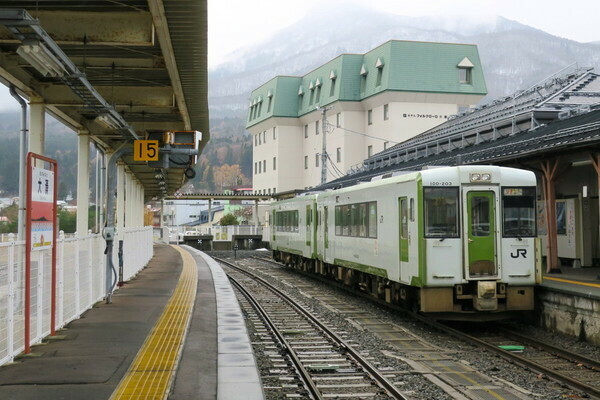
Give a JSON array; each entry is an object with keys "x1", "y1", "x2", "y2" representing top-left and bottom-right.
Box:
[
  {"x1": 463, "y1": 189, "x2": 498, "y2": 277},
  {"x1": 398, "y1": 197, "x2": 409, "y2": 274}
]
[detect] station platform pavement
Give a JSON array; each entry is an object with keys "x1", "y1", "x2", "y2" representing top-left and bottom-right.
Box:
[
  {"x1": 541, "y1": 265, "x2": 600, "y2": 299},
  {"x1": 0, "y1": 244, "x2": 264, "y2": 400}
]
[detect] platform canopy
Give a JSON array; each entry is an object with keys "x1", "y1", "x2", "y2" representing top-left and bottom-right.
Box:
[{"x1": 0, "y1": 0, "x2": 208, "y2": 199}]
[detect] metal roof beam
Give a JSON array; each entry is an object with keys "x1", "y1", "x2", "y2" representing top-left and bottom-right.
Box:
[
  {"x1": 0, "y1": 10, "x2": 154, "y2": 46},
  {"x1": 0, "y1": 8, "x2": 139, "y2": 140}
]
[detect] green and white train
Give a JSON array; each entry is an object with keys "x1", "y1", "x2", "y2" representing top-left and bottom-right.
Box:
[{"x1": 269, "y1": 165, "x2": 540, "y2": 316}]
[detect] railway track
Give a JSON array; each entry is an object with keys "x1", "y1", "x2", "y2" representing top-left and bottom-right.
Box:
[
  {"x1": 435, "y1": 322, "x2": 600, "y2": 399},
  {"x1": 215, "y1": 257, "x2": 409, "y2": 400},
  {"x1": 247, "y1": 253, "x2": 600, "y2": 399}
]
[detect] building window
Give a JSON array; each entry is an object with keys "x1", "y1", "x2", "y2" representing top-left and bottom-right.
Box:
[
  {"x1": 273, "y1": 127, "x2": 276, "y2": 140},
  {"x1": 459, "y1": 67, "x2": 472, "y2": 84},
  {"x1": 384, "y1": 141, "x2": 389, "y2": 150},
  {"x1": 273, "y1": 187, "x2": 276, "y2": 194},
  {"x1": 383, "y1": 104, "x2": 389, "y2": 121},
  {"x1": 316, "y1": 86, "x2": 321, "y2": 104},
  {"x1": 258, "y1": 133, "x2": 261, "y2": 145},
  {"x1": 315, "y1": 153, "x2": 320, "y2": 167},
  {"x1": 315, "y1": 121, "x2": 319, "y2": 135},
  {"x1": 336, "y1": 113, "x2": 341, "y2": 127},
  {"x1": 376, "y1": 68, "x2": 383, "y2": 87},
  {"x1": 336, "y1": 147, "x2": 341, "y2": 163},
  {"x1": 258, "y1": 102, "x2": 262, "y2": 116},
  {"x1": 304, "y1": 156, "x2": 308, "y2": 169},
  {"x1": 263, "y1": 160, "x2": 266, "y2": 172},
  {"x1": 254, "y1": 162, "x2": 257, "y2": 174},
  {"x1": 267, "y1": 97, "x2": 272, "y2": 113},
  {"x1": 330, "y1": 79, "x2": 336, "y2": 97},
  {"x1": 368, "y1": 109, "x2": 373, "y2": 125},
  {"x1": 254, "y1": 135, "x2": 257, "y2": 146},
  {"x1": 309, "y1": 88, "x2": 315, "y2": 105},
  {"x1": 273, "y1": 157, "x2": 276, "y2": 171},
  {"x1": 368, "y1": 145, "x2": 373, "y2": 157},
  {"x1": 304, "y1": 125, "x2": 308, "y2": 138},
  {"x1": 258, "y1": 162, "x2": 261, "y2": 174}
]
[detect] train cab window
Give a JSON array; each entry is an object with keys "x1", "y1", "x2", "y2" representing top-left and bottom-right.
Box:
[
  {"x1": 424, "y1": 187, "x2": 459, "y2": 238},
  {"x1": 502, "y1": 187, "x2": 536, "y2": 237}
]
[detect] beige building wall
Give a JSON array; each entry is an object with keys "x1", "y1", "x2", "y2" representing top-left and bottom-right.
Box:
[{"x1": 249, "y1": 92, "x2": 481, "y2": 193}]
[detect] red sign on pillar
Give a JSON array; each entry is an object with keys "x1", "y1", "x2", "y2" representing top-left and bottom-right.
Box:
[{"x1": 25, "y1": 153, "x2": 58, "y2": 354}]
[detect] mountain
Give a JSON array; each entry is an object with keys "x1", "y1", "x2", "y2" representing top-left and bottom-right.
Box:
[
  {"x1": 0, "y1": 112, "x2": 80, "y2": 198},
  {"x1": 208, "y1": 3, "x2": 600, "y2": 117}
]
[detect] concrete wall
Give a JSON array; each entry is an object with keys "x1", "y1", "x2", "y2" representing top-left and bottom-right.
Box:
[{"x1": 537, "y1": 288, "x2": 600, "y2": 345}]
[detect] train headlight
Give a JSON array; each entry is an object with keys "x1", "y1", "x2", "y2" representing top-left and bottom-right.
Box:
[{"x1": 470, "y1": 172, "x2": 492, "y2": 183}]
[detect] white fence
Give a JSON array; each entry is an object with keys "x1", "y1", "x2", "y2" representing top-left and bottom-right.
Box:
[{"x1": 0, "y1": 226, "x2": 153, "y2": 366}]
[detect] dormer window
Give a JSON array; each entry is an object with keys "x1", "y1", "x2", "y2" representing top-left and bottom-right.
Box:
[
  {"x1": 375, "y1": 57, "x2": 384, "y2": 87},
  {"x1": 457, "y1": 57, "x2": 474, "y2": 84}
]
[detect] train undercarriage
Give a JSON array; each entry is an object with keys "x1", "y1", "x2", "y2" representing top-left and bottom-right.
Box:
[{"x1": 273, "y1": 250, "x2": 534, "y2": 320}]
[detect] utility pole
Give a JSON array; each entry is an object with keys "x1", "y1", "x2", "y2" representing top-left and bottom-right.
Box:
[{"x1": 319, "y1": 106, "x2": 333, "y2": 185}]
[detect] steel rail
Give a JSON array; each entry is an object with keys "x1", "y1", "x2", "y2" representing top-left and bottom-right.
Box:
[
  {"x1": 228, "y1": 275, "x2": 324, "y2": 400},
  {"x1": 497, "y1": 327, "x2": 600, "y2": 371},
  {"x1": 425, "y1": 318, "x2": 600, "y2": 399},
  {"x1": 254, "y1": 255, "x2": 600, "y2": 398},
  {"x1": 217, "y1": 257, "x2": 408, "y2": 400}
]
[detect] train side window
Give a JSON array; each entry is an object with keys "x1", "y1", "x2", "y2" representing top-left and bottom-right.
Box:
[
  {"x1": 409, "y1": 198, "x2": 414, "y2": 221},
  {"x1": 350, "y1": 204, "x2": 359, "y2": 236},
  {"x1": 335, "y1": 206, "x2": 341, "y2": 235},
  {"x1": 368, "y1": 202, "x2": 377, "y2": 238},
  {"x1": 424, "y1": 187, "x2": 459, "y2": 238},
  {"x1": 400, "y1": 198, "x2": 408, "y2": 239},
  {"x1": 358, "y1": 203, "x2": 367, "y2": 237}
]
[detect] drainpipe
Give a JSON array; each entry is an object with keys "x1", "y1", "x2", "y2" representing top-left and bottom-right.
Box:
[
  {"x1": 9, "y1": 86, "x2": 27, "y2": 241},
  {"x1": 103, "y1": 144, "x2": 131, "y2": 303}
]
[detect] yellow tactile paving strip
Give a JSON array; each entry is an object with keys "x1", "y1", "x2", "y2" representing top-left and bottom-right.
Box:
[
  {"x1": 110, "y1": 245, "x2": 197, "y2": 400},
  {"x1": 544, "y1": 275, "x2": 600, "y2": 288}
]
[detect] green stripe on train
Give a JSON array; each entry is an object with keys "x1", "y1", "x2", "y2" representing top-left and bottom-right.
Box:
[{"x1": 334, "y1": 258, "x2": 388, "y2": 278}]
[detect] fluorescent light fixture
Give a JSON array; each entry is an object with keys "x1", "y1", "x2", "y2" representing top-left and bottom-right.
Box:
[
  {"x1": 95, "y1": 114, "x2": 120, "y2": 130},
  {"x1": 17, "y1": 41, "x2": 66, "y2": 77}
]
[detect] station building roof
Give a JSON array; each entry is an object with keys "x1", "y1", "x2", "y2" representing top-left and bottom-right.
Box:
[
  {"x1": 0, "y1": 1, "x2": 208, "y2": 199},
  {"x1": 246, "y1": 40, "x2": 486, "y2": 129},
  {"x1": 319, "y1": 107, "x2": 600, "y2": 190}
]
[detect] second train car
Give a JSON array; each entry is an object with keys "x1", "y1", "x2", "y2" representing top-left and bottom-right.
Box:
[{"x1": 270, "y1": 165, "x2": 540, "y2": 317}]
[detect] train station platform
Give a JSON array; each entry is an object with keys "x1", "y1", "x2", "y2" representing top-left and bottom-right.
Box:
[
  {"x1": 541, "y1": 266, "x2": 600, "y2": 299},
  {"x1": 0, "y1": 244, "x2": 264, "y2": 400}
]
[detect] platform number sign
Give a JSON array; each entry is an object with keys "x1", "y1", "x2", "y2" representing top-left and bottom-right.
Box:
[{"x1": 134, "y1": 140, "x2": 159, "y2": 161}]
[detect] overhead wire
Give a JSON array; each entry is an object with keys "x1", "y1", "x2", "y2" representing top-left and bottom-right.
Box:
[{"x1": 325, "y1": 121, "x2": 400, "y2": 144}]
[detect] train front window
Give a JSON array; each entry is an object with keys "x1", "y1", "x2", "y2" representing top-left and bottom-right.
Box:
[
  {"x1": 502, "y1": 187, "x2": 536, "y2": 237},
  {"x1": 424, "y1": 187, "x2": 459, "y2": 238}
]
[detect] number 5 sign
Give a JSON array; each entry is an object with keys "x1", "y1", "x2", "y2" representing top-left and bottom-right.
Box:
[{"x1": 133, "y1": 140, "x2": 159, "y2": 161}]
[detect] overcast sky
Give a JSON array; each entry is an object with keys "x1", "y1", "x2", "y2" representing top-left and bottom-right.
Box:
[
  {"x1": 208, "y1": 0, "x2": 600, "y2": 68},
  {"x1": 0, "y1": 0, "x2": 598, "y2": 111}
]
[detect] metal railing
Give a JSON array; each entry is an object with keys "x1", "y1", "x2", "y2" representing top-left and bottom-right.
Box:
[{"x1": 0, "y1": 226, "x2": 153, "y2": 366}]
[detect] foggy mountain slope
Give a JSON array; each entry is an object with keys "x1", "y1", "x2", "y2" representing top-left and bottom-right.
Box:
[{"x1": 209, "y1": 4, "x2": 600, "y2": 117}]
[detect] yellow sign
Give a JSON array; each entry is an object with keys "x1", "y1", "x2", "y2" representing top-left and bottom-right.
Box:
[{"x1": 134, "y1": 140, "x2": 159, "y2": 161}]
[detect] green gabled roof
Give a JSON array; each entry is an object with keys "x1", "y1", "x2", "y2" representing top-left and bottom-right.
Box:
[{"x1": 246, "y1": 40, "x2": 487, "y2": 129}]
